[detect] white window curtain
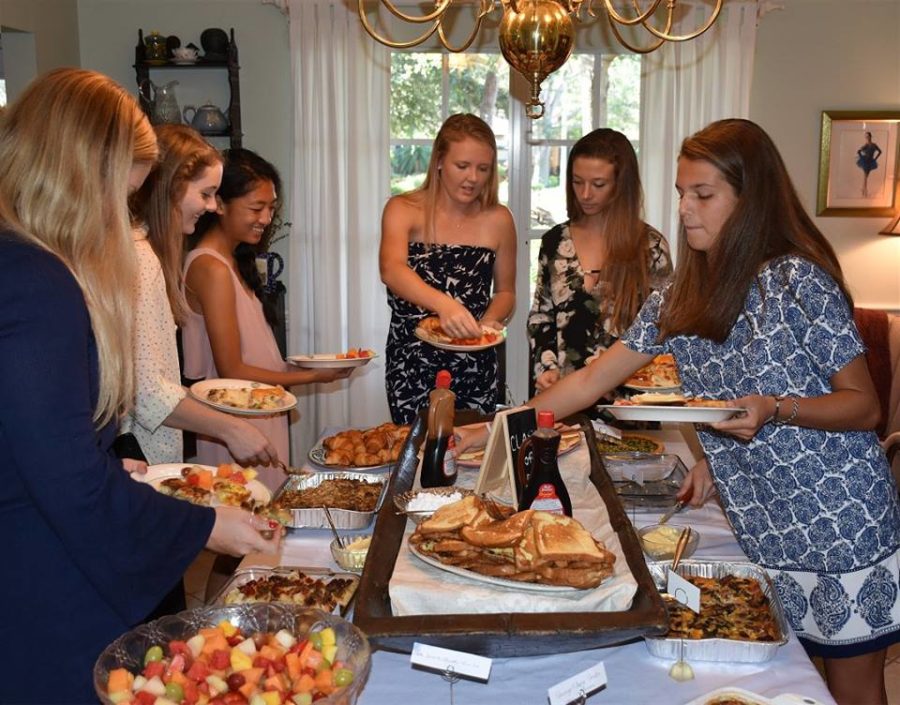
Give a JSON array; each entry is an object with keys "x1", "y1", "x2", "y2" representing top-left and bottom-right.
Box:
[
  {"x1": 276, "y1": 0, "x2": 392, "y2": 458},
  {"x1": 639, "y1": 0, "x2": 782, "y2": 259}
]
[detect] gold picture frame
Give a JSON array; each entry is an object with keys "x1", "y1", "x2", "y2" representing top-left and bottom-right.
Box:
[{"x1": 817, "y1": 110, "x2": 900, "y2": 216}]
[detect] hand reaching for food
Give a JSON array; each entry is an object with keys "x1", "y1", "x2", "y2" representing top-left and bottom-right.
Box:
[
  {"x1": 678, "y1": 458, "x2": 717, "y2": 507},
  {"x1": 453, "y1": 422, "x2": 490, "y2": 457},
  {"x1": 207, "y1": 505, "x2": 283, "y2": 557},
  {"x1": 436, "y1": 297, "x2": 482, "y2": 339}
]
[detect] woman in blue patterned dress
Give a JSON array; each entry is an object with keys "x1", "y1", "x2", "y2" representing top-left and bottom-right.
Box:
[
  {"x1": 460, "y1": 118, "x2": 899, "y2": 703},
  {"x1": 381, "y1": 114, "x2": 516, "y2": 423},
  {"x1": 527, "y1": 128, "x2": 671, "y2": 399}
]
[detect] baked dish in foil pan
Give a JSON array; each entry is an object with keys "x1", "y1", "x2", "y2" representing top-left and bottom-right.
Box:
[
  {"x1": 272, "y1": 471, "x2": 388, "y2": 529},
  {"x1": 645, "y1": 560, "x2": 789, "y2": 663}
]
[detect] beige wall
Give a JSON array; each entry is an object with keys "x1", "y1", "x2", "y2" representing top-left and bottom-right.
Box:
[
  {"x1": 2, "y1": 0, "x2": 81, "y2": 94},
  {"x1": 75, "y1": 0, "x2": 293, "y2": 258},
  {"x1": 751, "y1": 0, "x2": 900, "y2": 310}
]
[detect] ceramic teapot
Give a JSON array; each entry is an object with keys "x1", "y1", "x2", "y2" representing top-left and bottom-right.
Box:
[
  {"x1": 142, "y1": 79, "x2": 181, "y2": 125},
  {"x1": 183, "y1": 102, "x2": 229, "y2": 135}
]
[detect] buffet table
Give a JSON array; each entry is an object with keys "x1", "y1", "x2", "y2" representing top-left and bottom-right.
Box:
[{"x1": 240, "y1": 427, "x2": 836, "y2": 705}]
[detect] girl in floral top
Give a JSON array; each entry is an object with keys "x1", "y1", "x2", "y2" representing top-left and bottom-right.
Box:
[{"x1": 527, "y1": 128, "x2": 671, "y2": 398}]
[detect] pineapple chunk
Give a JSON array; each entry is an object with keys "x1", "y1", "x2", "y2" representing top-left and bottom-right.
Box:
[{"x1": 230, "y1": 647, "x2": 254, "y2": 671}]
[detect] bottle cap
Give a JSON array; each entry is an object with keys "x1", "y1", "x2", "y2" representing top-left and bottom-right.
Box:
[
  {"x1": 435, "y1": 370, "x2": 452, "y2": 389},
  {"x1": 537, "y1": 410, "x2": 554, "y2": 428}
]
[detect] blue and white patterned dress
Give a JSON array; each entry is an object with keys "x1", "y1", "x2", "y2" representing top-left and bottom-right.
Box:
[
  {"x1": 385, "y1": 242, "x2": 499, "y2": 424},
  {"x1": 621, "y1": 255, "x2": 900, "y2": 653}
]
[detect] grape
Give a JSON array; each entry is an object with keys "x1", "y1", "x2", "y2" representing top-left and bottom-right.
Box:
[
  {"x1": 226, "y1": 672, "x2": 246, "y2": 691},
  {"x1": 164, "y1": 682, "x2": 184, "y2": 702},
  {"x1": 143, "y1": 645, "x2": 164, "y2": 665},
  {"x1": 308, "y1": 631, "x2": 324, "y2": 650},
  {"x1": 334, "y1": 668, "x2": 354, "y2": 687}
]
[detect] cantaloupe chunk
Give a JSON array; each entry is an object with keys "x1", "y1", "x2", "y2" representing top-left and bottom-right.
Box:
[{"x1": 107, "y1": 668, "x2": 134, "y2": 694}]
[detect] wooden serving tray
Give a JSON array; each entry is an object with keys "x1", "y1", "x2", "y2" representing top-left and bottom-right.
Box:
[{"x1": 352, "y1": 410, "x2": 668, "y2": 657}]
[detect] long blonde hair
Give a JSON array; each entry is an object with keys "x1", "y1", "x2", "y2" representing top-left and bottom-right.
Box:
[
  {"x1": 406, "y1": 113, "x2": 499, "y2": 244},
  {"x1": 132, "y1": 124, "x2": 221, "y2": 324},
  {"x1": 0, "y1": 68, "x2": 158, "y2": 426}
]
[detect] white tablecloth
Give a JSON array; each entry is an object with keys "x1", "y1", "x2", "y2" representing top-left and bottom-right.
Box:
[{"x1": 240, "y1": 426, "x2": 837, "y2": 705}]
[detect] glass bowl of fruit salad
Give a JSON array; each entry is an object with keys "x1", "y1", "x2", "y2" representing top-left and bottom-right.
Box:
[{"x1": 94, "y1": 603, "x2": 370, "y2": 705}]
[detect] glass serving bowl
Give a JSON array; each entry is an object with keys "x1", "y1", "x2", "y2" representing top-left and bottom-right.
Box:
[
  {"x1": 331, "y1": 533, "x2": 372, "y2": 572},
  {"x1": 94, "y1": 603, "x2": 371, "y2": 705},
  {"x1": 637, "y1": 523, "x2": 700, "y2": 561},
  {"x1": 392, "y1": 487, "x2": 475, "y2": 525}
]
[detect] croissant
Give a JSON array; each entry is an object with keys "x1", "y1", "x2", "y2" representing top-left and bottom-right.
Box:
[
  {"x1": 353, "y1": 452, "x2": 381, "y2": 466},
  {"x1": 325, "y1": 448, "x2": 353, "y2": 465}
]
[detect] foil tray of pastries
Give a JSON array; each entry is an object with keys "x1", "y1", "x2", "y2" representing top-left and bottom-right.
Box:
[
  {"x1": 315, "y1": 423, "x2": 410, "y2": 468},
  {"x1": 211, "y1": 567, "x2": 360, "y2": 616},
  {"x1": 408, "y1": 495, "x2": 616, "y2": 590},
  {"x1": 272, "y1": 471, "x2": 388, "y2": 529},
  {"x1": 645, "y1": 560, "x2": 789, "y2": 663}
]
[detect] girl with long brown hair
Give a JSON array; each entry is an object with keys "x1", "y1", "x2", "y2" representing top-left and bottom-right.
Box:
[
  {"x1": 380, "y1": 113, "x2": 517, "y2": 423},
  {"x1": 527, "y1": 128, "x2": 670, "y2": 398}
]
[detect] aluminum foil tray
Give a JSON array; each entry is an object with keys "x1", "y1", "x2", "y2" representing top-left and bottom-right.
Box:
[
  {"x1": 209, "y1": 567, "x2": 360, "y2": 616},
  {"x1": 645, "y1": 559, "x2": 789, "y2": 663},
  {"x1": 273, "y1": 471, "x2": 388, "y2": 529}
]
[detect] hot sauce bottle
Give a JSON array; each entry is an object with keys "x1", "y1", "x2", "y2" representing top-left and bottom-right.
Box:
[
  {"x1": 420, "y1": 370, "x2": 457, "y2": 488},
  {"x1": 517, "y1": 410, "x2": 572, "y2": 516}
]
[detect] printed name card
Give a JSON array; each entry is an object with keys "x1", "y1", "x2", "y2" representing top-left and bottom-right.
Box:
[
  {"x1": 410, "y1": 642, "x2": 492, "y2": 682},
  {"x1": 667, "y1": 570, "x2": 701, "y2": 613},
  {"x1": 548, "y1": 662, "x2": 608, "y2": 705}
]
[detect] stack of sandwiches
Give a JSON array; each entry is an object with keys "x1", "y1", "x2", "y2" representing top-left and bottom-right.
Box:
[{"x1": 409, "y1": 495, "x2": 616, "y2": 589}]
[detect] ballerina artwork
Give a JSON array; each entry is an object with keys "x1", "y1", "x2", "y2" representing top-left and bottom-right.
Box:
[{"x1": 856, "y1": 130, "x2": 883, "y2": 197}]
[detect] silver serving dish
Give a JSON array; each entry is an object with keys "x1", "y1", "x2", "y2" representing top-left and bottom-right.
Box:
[
  {"x1": 602, "y1": 452, "x2": 688, "y2": 508},
  {"x1": 645, "y1": 559, "x2": 789, "y2": 663},
  {"x1": 209, "y1": 566, "x2": 360, "y2": 615},
  {"x1": 273, "y1": 471, "x2": 387, "y2": 529},
  {"x1": 392, "y1": 487, "x2": 475, "y2": 524}
]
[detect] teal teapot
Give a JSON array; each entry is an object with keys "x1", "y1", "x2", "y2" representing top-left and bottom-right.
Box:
[{"x1": 183, "y1": 102, "x2": 229, "y2": 135}]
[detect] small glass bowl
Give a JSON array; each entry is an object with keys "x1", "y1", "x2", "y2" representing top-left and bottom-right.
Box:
[
  {"x1": 331, "y1": 534, "x2": 372, "y2": 572},
  {"x1": 637, "y1": 523, "x2": 699, "y2": 561},
  {"x1": 392, "y1": 487, "x2": 474, "y2": 525}
]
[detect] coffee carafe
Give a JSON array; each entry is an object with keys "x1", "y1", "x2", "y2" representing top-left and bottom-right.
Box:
[{"x1": 143, "y1": 80, "x2": 182, "y2": 125}]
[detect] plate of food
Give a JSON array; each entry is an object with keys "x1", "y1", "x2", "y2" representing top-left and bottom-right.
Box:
[
  {"x1": 414, "y1": 316, "x2": 506, "y2": 352},
  {"x1": 600, "y1": 398, "x2": 742, "y2": 423},
  {"x1": 623, "y1": 353, "x2": 682, "y2": 393},
  {"x1": 190, "y1": 378, "x2": 297, "y2": 415},
  {"x1": 457, "y1": 429, "x2": 583, "y2": 467},
  {"x1": 308, "y1": 423, "x2": 410, "y2": 470},
  {"x1": 407, "y1": 495, "x2": 616, "y2": 591},
  {"x1": 288, "y1": 348, "x2": 377, "y2": 369},
  {"x1": 134, "y1": 463, "x2": 289, "y2": 526},
  {"x1": 212, "y1": 567, "x2": 360, "y2": 614}
]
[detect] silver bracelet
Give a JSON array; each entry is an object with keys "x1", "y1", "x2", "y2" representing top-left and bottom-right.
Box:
[
  {"x1": 775, "y1": 397, "x2": 799, "y2": 425},
  {"x1": 766, "y1": 396, "x2": 782, "y2": 425}
]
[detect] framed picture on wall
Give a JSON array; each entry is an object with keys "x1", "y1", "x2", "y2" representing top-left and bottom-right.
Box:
[{"x1": 817, "y1": 110, "x2": 900, "y2": 216}]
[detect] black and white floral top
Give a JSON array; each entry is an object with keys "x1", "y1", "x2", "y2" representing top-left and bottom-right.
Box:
[{"x1": 527, "y1": 221, "x2": 671, "y2": 387}]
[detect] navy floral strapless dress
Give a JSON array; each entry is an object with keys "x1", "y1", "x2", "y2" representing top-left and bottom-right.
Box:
[{"x1": 385, "y1": 242, "x2": 499, "y2": 424}]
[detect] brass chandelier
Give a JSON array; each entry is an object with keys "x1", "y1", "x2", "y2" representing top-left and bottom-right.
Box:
[{"x1": 358, "y1": 0, "x2": 723, "y2": 118}]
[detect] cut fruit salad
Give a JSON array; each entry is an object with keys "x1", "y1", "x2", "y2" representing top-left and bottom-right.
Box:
[{"x1": 105, "y1": 621, "x2": 355, "y2": 705}]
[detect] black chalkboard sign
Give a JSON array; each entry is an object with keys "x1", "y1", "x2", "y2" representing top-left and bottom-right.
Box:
[{"x1": 504, "y1": 407, "x2": 537, "y2": 497}]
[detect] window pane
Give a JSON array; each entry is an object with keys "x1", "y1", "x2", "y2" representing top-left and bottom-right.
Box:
[
  {"x1": 530, "y1": 144, "x2": 567, "y2": 230},
  {"x1": 528, "y1": 237, "x2": 543, "y2": 303},
  {"x1": 530, "y1": 55, "x2": 595, "y2": 141},
  {"x1": 606, "y1": 55, "x2": 641, "y2": 144},
  {"x1": 390, "y1": 144, "x2": 432, "y2": 195},
  {"x1": 448, "y1": 54, "x2": 510, "y2": 124},
  {"x1": 390, "y1": 53, "x2": 443, "y2": 139}
]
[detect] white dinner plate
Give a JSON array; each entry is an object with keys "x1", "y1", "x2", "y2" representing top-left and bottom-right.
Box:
[
  {"x1": 134, "y1": 463, "x2": 272, "y2": 504},
  {"x1": 684, "y1": 687, "x2": 826, "y2": 705},
  {"x1": 598, "y1": 404, "x2": 742, "y2": 423},
  {"x1": 408, "y1": 541, "x2": 588, "y2": 593},
  {"x1": 287, "y1": 353, "x2": 377, "y2": 369},
  {"x1": 456, "y1": 431, "x2": 583, "y2": 468},
  {"x1": 307, "y1": 444, "x2": 394, "y2": 472},
  {"x1": 413, "y1": 326, "x2": 507, "y2": 352},
  {"x1": 189, "y1": 378, "x2": 297, "y2": 416}
]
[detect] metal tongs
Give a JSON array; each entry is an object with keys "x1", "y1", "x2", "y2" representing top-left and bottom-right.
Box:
[
  {"x1": 323, "y1": 505, "x2": 346, "y2": 548},
  {"x1": 671, "y1": 526, "x2": 693, "y2": 572},
  {"x1": 659, "y1": 486, "x2": 693, "y2": 525}
]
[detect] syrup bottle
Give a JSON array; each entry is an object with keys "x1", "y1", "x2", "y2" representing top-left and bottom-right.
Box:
[
  {"x1": 516, "y1": 410, "x2": 572, "y2": 516},
  {"x1": 420, "y1": 370, "x2": 457, "y2": 488}
]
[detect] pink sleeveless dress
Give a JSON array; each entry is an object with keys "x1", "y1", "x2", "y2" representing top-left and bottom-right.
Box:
[{"x1": 182, "y1": 248, "x2": 289, "y2": 492}]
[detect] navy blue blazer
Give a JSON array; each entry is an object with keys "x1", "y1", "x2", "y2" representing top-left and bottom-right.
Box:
[{"x1": 0, "y1": 233, "x2": 215, "y2": 703}]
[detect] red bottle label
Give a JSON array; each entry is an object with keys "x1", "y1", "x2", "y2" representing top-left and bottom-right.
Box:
[
  {"x1": 528, "y1": 483, "x2": 564, "y2": 514},
  {"x1": 443, "y1": 434, "x2": 457, "y2": 479}
]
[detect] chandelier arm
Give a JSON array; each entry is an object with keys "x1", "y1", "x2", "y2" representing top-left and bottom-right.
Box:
[
  {"x1": 437, "y1": 12, "x2": 487, "y2": 52},
  {"x1": 608, "y1": 13, "x2": 666, "y2": 53},
  {"x1": 639, "y1": 0, "x2": 723, "y2": 42},
  {"x1": 600, "y1": 0, "x2": 664, "y2": 27},
  {"x1": 358, "y1": 0, "x2": 443, "y2": 48},
  {"x1": 377, "y1": 0, "x2": 454, "y2": 24}
]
